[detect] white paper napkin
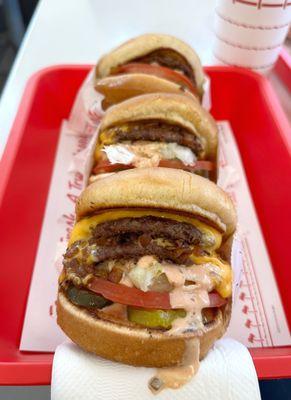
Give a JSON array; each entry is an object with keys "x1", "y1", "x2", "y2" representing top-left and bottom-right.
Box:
[{"x1": 51, "y1": 338, "x2": 261, "y2": 400}]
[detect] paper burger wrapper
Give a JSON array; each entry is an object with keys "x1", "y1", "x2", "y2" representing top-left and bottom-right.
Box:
[
  {"x1": 20, "y1": 120, "x2": 291, "y2": 352},
  {"x1": 213, "y1": 0, "x2": 291, "y2": 73},
  {"x1": 201, "y1": 76, "x2": 211, "y2": 110},
  {"x1": 67, "y1": 69, "x2": 105, "y2": 135}
]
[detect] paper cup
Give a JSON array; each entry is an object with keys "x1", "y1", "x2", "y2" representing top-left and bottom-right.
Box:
[{"x1": 213, "y1": 0, "x2": 291, "y2": 73}]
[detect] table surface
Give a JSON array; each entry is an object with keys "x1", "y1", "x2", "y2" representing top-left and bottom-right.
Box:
[{"x1": 0, "y1": 0, "x2": 290, "y2": 398}]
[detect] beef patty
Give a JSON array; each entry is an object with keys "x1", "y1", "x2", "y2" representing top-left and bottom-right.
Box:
[
  {"x1": 92, "y1": 216, "x2": 202, "y2": 244},
  {"x1": 63, "y1": 216, "x2": 210, "y2": 279},
  {"x1": 103, "y1": 120, "x2": 203, "y2": 156}
]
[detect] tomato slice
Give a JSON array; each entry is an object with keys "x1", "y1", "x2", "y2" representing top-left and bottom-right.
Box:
[
  {"x1": 93, "y1": 160, "x2": 134, "y2": 174},
  {"x1": 158, "y1": 159, "x2": 215, "y2": 172},
  {"x1": 93, "y1": 158, "x2": 214, "y2": 174},
  {"x1": 113, "y1": 63, "x2": 198, "y2": 96},
  {"x1": 88, "y1": 277, "x2": 227, "y2": 309},
  {"x1": 88, "y1": 277, "x2": 171, "y2": 309},
  {"x1": 209, "y1": 292, "x2": 227, "y2": 308}
]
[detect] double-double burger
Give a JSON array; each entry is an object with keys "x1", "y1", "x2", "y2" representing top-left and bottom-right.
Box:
[
  {"x1": 57, "y1": 168, "x2": 236, "y2": 387},
  {"x1": 90, "y1": 93, "x2": 217, "y2": 182},
  {"x1": 95, "y1": 33, "x2": 206, "y2": 108}
]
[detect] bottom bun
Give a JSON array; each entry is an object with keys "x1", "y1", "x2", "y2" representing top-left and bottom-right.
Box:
[{"x1": 57, "y1": 291, "x2": 231, "y2": 367}]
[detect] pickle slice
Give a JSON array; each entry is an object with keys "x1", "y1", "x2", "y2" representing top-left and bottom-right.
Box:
[
  {"x1": 67, "y1": 286, "x2": 109, "y2": 309},
  {"x1": 128, "y1": 307, "x2": 186, "y2": 329}
]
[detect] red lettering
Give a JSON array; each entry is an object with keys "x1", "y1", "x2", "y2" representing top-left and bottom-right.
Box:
[
  {"x1": 74, "y1": 135, "x2": 91, "y2": 154},
  {"x1": 62, "y1": 213, "x2": 75, "y2": 227},
  {"x1": 67, "y1": 193, "x2": 78, "y2": 204},
  {"x1": 66, "y1": 226, "x2": 72, "y2": 240},
  {"x1": 68, "y1": 172, "x2": 84, "y2": 190}
]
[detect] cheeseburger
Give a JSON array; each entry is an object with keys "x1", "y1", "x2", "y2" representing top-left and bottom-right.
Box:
[
  {"x1": 91, "y1": 93, "x2": 218, "y2": 182},
  {"x1": 57, "y1": 168, "x2": 236, "y2": 383},
  {"x1": 95, "y1": 33, "x2": 206, "y2": 100}
]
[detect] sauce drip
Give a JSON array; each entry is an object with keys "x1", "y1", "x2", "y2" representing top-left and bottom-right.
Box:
[
  {"x1": 169, "y1": 288, "x2": 209, "y2": 334},
  {"x1": 149, "y1": 338, "x2": 200, "y2": 394},
  {"x1": 162, "y1": 264, "x2": 211, "y2": 334}
]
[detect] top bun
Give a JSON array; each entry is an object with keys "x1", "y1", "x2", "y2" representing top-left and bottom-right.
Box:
[
  {"x1": 95, "y1": 73, "x2": 197, "y2": 106},
  {"x1": 99, "y1": 93, "x2": 218, "y2": 159},
  {"x1": 76, "y1": 168, "x2": 236, "y2": 237},
  {"x1": 96, "y1": 34, "x2": 205, "y2": 95}
]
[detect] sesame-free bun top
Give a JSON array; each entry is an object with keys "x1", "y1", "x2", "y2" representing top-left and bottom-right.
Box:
[
  {"x1": 99, "y1": 93, "x2": 218, "y2": 159},
  {"x1": 76, "y1": 168, "x2": 236, "y2": 237},
  {"x1": 95, "y1": 34, "x2": 205, "y2": 94},
  {"x1": 95, "y1": 73, "x2": 197, "y2": 106}
]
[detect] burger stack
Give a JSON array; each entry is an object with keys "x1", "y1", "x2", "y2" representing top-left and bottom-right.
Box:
[{"x1": 57, "y1": 34, "x2": 237, "y2": 392}]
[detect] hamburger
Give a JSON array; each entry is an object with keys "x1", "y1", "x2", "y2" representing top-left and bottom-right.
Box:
[
  {"x1": 57, "y1": 168, "x2": 236, "y2": 374},
  {"x1": 96, "y1": 73, "x2": 197, "y2": 110},
  {"x1": 90, "y1": 93, "x2": 218, "y2": 182},
  {"x1": 95, "y1": 33, "x2": 206, "y2": 100}
]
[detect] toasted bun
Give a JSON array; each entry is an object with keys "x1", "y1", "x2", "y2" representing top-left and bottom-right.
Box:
[
  {"x1": 76, "y1": 168, "x2": 236, "y2": 236},
  {"x1": 96, "y1": 34, "x2": 205, "y2": 95},
  {"x1": 95, "y1": 73, "x2": 197, "y2": 107},
  {"x1": 99, "y1": 93, "x2": 218, "y2": 159},
  {"x1": 57, "y1": 291, "x2": 231, "y2": 368}
]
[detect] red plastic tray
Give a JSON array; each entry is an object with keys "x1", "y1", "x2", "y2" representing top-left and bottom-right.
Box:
[
  {"x1": 274, "y1": 48, "x2": 291, "y2": 91},
  {"x1": 0, "y1": 64, "x2": 290, "y2": 385}
]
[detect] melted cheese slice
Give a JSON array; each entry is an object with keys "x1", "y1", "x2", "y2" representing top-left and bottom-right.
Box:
[
  {"x1": 190, "y1": 254, "x2": 232, "y2": 298},
  {"x1": 95, "y1": 130, "x2": 116, "y2": 160},
  {"x1": 69, "y1": 209, "x2": 222, "y2": 250}
]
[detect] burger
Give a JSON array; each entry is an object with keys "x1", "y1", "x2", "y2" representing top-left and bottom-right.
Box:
[
  {"x1": 57, "y1": 168, "x2": 236, "y2": 372},
  {"x1": 95, "y1": 73, "x2": 197, "y2": 110},
  {"x1": 95, "y1": 33, "x2": 206, "y2": 100},
  {"x1": 90, "y1": 93, "x2": 218, "y2": 182}
]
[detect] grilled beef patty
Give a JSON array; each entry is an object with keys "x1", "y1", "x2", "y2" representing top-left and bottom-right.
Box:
[
  {"x1": 104, "y1": 120, "x2": 203, "y2": 156},
  {"x1": 63, "y1": 216, "x2": 210, "y2": 279},
  {"x1": 92, "y1": 216, "x2": 202, "y2": 244}
]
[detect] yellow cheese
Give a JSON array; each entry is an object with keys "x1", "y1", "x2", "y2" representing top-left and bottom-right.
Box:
[
  {"x1": 190, "y1": 254, "x2": 232, "y2": 298},
  {"x1": 95, "y1": 129, "x2": 116, "y2": 160},
  {"x1": 58, "y1": 269, "x2": 66, "y2": 284},
  {"x1": 69, "y1": 209, "x2": 222, "y2": 250}
]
